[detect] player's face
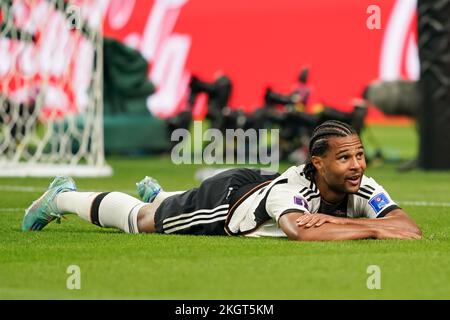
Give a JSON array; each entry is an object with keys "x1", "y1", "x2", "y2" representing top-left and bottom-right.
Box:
[{"x1": 313, "y1": 134, "x2": 366, "y2": 198}]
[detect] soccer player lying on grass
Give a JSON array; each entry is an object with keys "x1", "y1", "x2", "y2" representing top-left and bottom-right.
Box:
[{"x1": 22, "y1": 120, "x2": 422, "y2": 241}]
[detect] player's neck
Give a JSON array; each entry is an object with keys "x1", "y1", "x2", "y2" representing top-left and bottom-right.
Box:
[{"x1": 314, "y1": 173, "x2": 346, "y2": 204}]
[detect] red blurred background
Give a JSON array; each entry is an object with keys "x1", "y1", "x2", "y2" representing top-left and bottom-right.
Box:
[{"x1": 104, "y1": 0, "x2": 418, "y2": 122}]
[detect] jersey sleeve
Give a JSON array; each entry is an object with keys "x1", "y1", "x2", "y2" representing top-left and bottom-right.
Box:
[
  {"x1": 265, "y1": 183, "x2": 311, "y2": 223},
  {"x1": 356, "y1": 177, "x2": 400, "y2": 218}
]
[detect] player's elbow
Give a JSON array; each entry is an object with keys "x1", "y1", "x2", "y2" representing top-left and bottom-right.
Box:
[
  {"x1": 296, "y1": 232, "x2": 316, "y2": 241},
  {"x1": 411, "y1": 224, "x2": 423, "y2": 238},
  {"x1": 279, "y1": 212, "x2": 335, "y2": 241},
  {"x1": 401, "y1": 217, "x2": 422, "y2": 237},
  {"x1": 279, "y1": 212, "x2": 311, "y2": 241},
  {"x1": 289, "y1": 227, "x2": 322, "y2": 241},
  {"x1": 281, "y1": 224, "x2": 312, "y2": 241},
  {"x1": 387, "y1": 209, "x2": 423, "y2": 238}
]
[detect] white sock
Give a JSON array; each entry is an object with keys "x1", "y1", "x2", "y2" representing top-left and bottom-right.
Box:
[
  {"x1": 56, "y1": 192, "x2": 98, "y2": 222},
  {"x1": 56, "y1": 191, "x2": 146, "y2": 234}
]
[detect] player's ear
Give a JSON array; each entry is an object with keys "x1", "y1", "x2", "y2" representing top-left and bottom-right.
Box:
[{"x1": 311, "y1": 156, "x2": 323, "y2": 171}]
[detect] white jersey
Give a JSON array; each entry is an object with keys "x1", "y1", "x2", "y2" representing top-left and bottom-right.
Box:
[{"x1": 225, "y1": 165, "x2": 399, "y2": 238}]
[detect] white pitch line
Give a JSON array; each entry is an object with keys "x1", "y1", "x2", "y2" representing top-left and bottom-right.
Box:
[
  {"x1": 0, "y1": 185, "x2": 134, "y2": 194},
  {"x1": 1, "y1": 208, "x2": 24, "y2": 212},
  {"x1": 398, "y1": 201, "x2": 450, "y2": 207},
  {"x1": 0, "y1": 185, "x2": 44, "y2": 192}
]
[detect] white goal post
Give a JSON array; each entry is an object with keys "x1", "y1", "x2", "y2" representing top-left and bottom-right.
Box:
[{"x1": 0, "y1": 0, "x2": 112, "y2": 177}]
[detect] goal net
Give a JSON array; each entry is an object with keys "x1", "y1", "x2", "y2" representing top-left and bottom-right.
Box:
[{"x1": 0, "y1": 0, "x2": 112, "y2": 177}]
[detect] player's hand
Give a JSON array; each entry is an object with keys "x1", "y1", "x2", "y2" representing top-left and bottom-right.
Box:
[{"x1": 296, "y1": 213, "x2": 345, "y2": 228}]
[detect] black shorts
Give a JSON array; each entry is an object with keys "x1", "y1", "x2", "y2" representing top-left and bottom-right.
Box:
[{"x1": 154, "y1": 168, "x2": 280, "y2": 235}]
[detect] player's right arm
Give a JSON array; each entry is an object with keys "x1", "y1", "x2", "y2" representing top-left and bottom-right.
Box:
[{"x1": 278, "y1": 211, "x2": 421, "y2": 241}]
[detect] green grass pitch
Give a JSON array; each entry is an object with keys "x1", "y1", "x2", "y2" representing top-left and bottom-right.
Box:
[{"x1": 1, "y1": 125, "x2": 449, "y2": 299}]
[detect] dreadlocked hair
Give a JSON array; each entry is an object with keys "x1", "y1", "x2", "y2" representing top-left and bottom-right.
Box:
[{"x1": 303, "y1": 120, "x2": 357, "y2": 181}]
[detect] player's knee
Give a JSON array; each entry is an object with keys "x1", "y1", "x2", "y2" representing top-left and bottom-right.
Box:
[{"x1": 137, "y1": 205, "x2": 156, "y2": 233}]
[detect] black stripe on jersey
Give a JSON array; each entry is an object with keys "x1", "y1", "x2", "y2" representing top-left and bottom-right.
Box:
[
  {"x1": 278, "y1": 208, "x2": 306, "y2": 220},
  {"x1": 303, "y1": 189, "x2": 319, "y2": 198},
  {"x1": 252, "y1": 178, "x2": 289, "y2": 228},
  {"x1": 299, "y1": 187, "x2": 308, "y2": 194},
  {"x1": 377, "y1": 205, "x2": 400, "y2": 218},
  {"x1": 306, "y1": 193, "x2": 321, "y2": 202},
  {"x1": 358, "y1": 187, "x2": 374, "y2": 197},
  {"x1": 360, "y1": 185, "x2": 375, "y2": 193},
  {"x1": 225, "y1": 180, "x2": 273, "y2": 236},
  {"x1": 258, "y1": 187, "x2": 267, "y2": 195},
  {"x1": 309, "y1": 179, "x2": 315, "y2": 190},
  {"x1": 355, "y1": 192, "x2": 370, "y2": 200}
]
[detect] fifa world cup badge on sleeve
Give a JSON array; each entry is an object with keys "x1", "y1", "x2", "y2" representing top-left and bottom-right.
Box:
[
  {"x1": 369, "y1": 193, "x2": 390, "y2": 214},
  {"x1": 294, "y1": 196, "x2": 309, "y2": 210}
]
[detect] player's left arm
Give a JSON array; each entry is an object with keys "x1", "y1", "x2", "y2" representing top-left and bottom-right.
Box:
[
  {"x1": 297, "y1": 208, "x2": 422, "y2": 237},
  {"x1": 345, "y1": 208, "x2": 422, "y2": 236}
]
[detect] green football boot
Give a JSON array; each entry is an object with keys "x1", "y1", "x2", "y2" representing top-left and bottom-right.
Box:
[
  {"x1": 136, "y1": 176, "x2": 162, "y2": 203},
  {"x1": 22, "y1": 176, "x2": 77, "y2": 231}
]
